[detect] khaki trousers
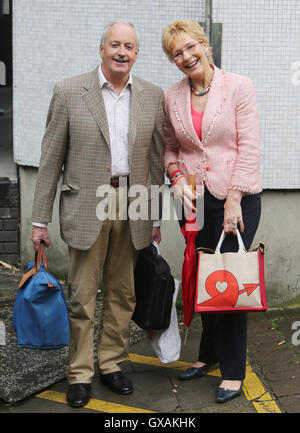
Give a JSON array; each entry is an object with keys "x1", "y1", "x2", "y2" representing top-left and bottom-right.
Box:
[{"x1": 67, "y1": 188, "x2": 137, "y2": 384}]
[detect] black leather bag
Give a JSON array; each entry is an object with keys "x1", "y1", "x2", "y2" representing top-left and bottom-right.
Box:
[{"x1": 132, "y1": 242, "x2": 175, "y2": 330}]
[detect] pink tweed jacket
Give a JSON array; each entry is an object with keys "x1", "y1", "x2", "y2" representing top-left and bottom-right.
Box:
[{"x1": 164, "y1": 66, "x2": 262, "y2": 199}]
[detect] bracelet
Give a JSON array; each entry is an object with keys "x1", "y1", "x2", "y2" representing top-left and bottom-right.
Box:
[
  {"x1": 170, "y1": 171, "x2": 183, "y2": 184},
  {"x1": 169, "y1": 169, "x2": 182, "y2": 180},
  {"x1": 172, "y1": 174, "x2": 184, "y2": 186}
]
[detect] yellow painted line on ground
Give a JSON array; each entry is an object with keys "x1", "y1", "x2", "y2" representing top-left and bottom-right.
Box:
[
  {"x1": 127, "y1": 353, "x2": 222, "y2": 376},
  {"x1": 36, "y1": 354, "x2": 281, "y2": 414},
  {"x1": 128, "y1": 353, "x2": 193, "y2": 370},
  {"x1": 128, "y1": 353, "x2": 281, "y2": 413},
  {"x1": 36, "y1": 390, "x2": 154, "y2": 413},
  {"x1": 243, "y1": 363, "x2": 282, "y2": 413}
]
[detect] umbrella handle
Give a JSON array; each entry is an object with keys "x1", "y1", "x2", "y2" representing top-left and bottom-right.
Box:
[
  {"x1": 188, "y1": 174, "x2": 196, "y2": 194},
  {"x1": 184, "y1": 327, "x2": 189, "y2": 345}
]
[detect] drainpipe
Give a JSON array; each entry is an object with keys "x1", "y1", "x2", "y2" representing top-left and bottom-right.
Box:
[{"x1": 205, "y1": 0, "x2": 213, "y2": 44}]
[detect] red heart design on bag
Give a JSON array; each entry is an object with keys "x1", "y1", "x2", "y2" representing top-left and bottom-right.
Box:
[{"x1": 202, "y1": 270, "x2": 239, "y2": 307}]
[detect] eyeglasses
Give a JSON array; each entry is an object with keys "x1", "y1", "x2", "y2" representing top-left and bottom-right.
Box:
[{"x1": 172, "y1": 42, "x2": 202, "y2": 62}]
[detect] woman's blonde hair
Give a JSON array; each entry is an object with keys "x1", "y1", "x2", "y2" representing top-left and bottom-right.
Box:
[{"x1": 161, "y1": 20, "x2": 213, "y2": 64}]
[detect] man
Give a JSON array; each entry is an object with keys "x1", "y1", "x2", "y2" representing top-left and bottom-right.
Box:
[{"x1": 31, "y1": 21, "x2": 164, "y2": 408}]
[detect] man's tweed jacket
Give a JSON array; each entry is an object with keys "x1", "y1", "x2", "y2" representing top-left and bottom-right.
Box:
[{"x1": 32, "y1": 67, "x2": 165, "y2": 251}]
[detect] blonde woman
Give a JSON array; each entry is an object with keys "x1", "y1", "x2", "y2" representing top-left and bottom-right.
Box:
[{"x1": 162, "y1": 20, "x2": 262, "y2": 404}]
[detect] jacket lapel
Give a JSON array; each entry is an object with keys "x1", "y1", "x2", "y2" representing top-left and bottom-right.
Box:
[
  {"x1": 174, "y1": 77, "x2": 202, "y2": 149},
  {"x1": 201, "y1": 66, "x2": 227, "y2": 146},
  {"x1": 82, "y1": 67, "x2": 110, "y2": 149},
  {"x1": 128, "y1": 76, "x2": 145, "y2": 164}
]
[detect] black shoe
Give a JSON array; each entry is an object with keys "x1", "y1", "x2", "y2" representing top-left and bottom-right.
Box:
[
  {"x1": 178, "y1": 363, "x2": 216, "y2": 380},
  {"x1": 100, "y1": 371, "x2": 133, "y2": 395},
  {"x1": 67, "y1": 383, "x2": 91, "y2": 408},
  {"x1": 216, "y1": 384, "x2": 242, "y2": 404}
]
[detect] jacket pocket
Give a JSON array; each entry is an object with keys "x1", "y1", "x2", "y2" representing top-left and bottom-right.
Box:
[{"x1": 61, "y1": 184, "x2": 80, "y2": 193}]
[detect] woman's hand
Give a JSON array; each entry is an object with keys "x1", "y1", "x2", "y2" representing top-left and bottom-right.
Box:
[
  {"x1": 172, "y1": 175, "x2": 197, "y2": 216},
  {"x1": 223, "y1": 190, "x2": 244, "y2": 235},
  {"x1": 167, "y1": 164, "x2": 197, "y2": 217}
]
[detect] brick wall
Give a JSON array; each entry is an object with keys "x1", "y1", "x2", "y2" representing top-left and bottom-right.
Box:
[{"x1": 0, "y1": 179, "x2": 20, "y2": 265}]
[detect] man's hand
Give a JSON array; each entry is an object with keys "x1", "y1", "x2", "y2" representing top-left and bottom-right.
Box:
[
  {"x1": 152, "y1": 227, "x2": 161, "y2": 244},
  {"x1": 31, "y1": 226, "x2": 51, "y2": 251}
]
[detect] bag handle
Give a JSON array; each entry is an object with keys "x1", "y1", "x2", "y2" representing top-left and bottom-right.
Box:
[
  {"x1": 151, "y1": 240, "x2": 161, "y2": 256},
  {"x1": 18, "y1": 243, "x2": 48, "y2": 288},
  {"x1": 215, "y1": 229, "x2": 246, "y2": 254},
  {"x1": 18, "y1": 266, "x2": 37, "y2": 288},
  {"x1": 35, "y1": 242, "x2": 48, "y2": 272}
]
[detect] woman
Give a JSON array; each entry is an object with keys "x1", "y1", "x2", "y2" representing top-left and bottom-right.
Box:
[{"x1": 162, "y1": 20, "x2": 262, "y2": 404}]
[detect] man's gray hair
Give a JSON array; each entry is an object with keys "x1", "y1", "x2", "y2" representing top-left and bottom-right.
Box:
[{"x1": 100, "y1": 20, "x2": 140, "y2": 50}]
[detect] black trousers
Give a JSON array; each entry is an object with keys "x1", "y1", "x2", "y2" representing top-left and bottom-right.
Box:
[{"x1": 179, "y1": 188, "x2": 261, "y2": 380}]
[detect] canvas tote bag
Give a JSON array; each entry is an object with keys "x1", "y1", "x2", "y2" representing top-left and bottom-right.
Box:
[
  {"x1": 195, "y1": 230, "x2": 267, "y2": 313},
  {"x1": 13, "y1": 243, "x2": 70, "y2": 349}
]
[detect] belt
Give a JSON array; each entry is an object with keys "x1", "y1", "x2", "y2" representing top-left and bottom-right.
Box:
[{"x1": 110, "y1": 176, "x2": 129, "y2": 188}]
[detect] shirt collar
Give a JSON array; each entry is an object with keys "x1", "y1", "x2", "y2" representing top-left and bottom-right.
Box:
[{"x1": 98, "y1": 64, "x2": 132, "y2": 90}]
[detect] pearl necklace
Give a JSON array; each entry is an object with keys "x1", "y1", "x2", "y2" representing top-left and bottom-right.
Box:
[{"x1": 190, "y1": 74, "x2": 213, "y2": 96}]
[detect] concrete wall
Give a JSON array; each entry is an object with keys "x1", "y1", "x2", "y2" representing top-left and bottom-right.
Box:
[
  {"x1": 19, "y1": 166, "x2": 300, "y2": 306},
  {"x1": 19, "y1": 167, "x2": 69, "y2": 279},
  {"x1": 254, "y1": 190, "x2": 300, "y2": 305}
]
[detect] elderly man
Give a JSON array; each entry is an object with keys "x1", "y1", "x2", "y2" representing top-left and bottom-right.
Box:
[{"x1": 31, "y1": 21, "x2": 164, "y2": 407}]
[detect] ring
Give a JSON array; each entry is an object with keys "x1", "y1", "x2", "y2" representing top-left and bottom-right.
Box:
[{"x1": 231, "y1": 222, "x2": 237, "y2": 227}]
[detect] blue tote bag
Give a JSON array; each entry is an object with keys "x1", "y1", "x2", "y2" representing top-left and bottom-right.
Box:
[{"x1": 12, "y1": 244, "x2": 70, "y2": 349}]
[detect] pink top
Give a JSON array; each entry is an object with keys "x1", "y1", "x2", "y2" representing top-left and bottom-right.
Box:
[{"x1": 191, "y1": 105, "x2": 204, "y2": 141}]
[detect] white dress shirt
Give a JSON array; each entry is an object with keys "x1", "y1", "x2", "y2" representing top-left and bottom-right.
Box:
[{"x1": 98, "y1": 65, "x2": 131, "y2": 177}]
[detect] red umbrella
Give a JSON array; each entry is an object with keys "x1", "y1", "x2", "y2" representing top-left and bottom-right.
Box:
[{"x1": 180, "y1": 175, "x2": 200, "y2": 327}]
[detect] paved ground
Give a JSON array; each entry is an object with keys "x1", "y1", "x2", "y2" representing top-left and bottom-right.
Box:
[
  {"x1": 0, "y1": 263, "x2": 300, "y2": 418},
  {"x1": 247, "y1": 306, "x2": 300, "y2": 413}
]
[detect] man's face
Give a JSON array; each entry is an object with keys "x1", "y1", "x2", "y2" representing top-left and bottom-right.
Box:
[{"x1": 100, "y1": 23, "x2": 139, "y2": 80}]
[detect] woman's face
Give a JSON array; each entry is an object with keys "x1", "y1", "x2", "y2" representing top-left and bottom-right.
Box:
[{"x1": 171, "y1": 32, "x2": 209, "y2": 79}]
